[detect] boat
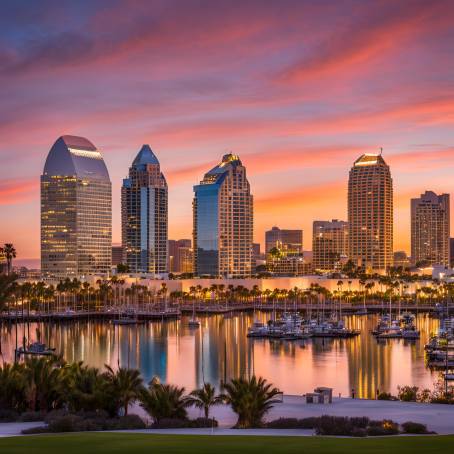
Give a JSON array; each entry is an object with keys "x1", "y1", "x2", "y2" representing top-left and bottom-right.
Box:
[
  {"x1": 15, "y1": 342, "x2": 56, "y2": 358},
  {"x1": 188, "y1": 318, "x2": 201, "y2": 328}
]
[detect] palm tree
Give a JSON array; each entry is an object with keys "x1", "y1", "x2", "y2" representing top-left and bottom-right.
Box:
[
  {"x1": 0, "y1": 243, "x2": 16, "y2": 275},
  {"x1": 104, "y1": 366, "x2": 143, "y2": 416},
  {"x1": 222, "y1": 376, "x2": 281, "y2": 428},
  {"x1": 187, "y1": 382, "x2": 224, "y2": 419},
  {"x1": 140, "y1": 377, "x2": 190, "y2": 423}
]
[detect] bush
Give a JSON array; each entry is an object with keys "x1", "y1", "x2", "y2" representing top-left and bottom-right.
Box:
[
  {"x1": 349, "y1": 417, "x2": 370, "y2": 428},
  {"x1": 48, "y1": 414, "x2": 84, "y2": 432},
  {"x1": 377, "y1": 392, "x2": 396, "y2": 400},
  {"x1": 115, "y1": 414, "x2": 146, "y2": 430},
  {"x1": 350, "y1": 427, "x2": 367, "y2": 437},
  {"x1": 265, "y1": 417, "x2": 319, "y2": 429},
  {"x1": 19, "y1": 411, "x2": 45, "y2": 422},
  {"x1": 401, "y1": 421, "x2": 428, "y2": 434},
  {"x1": 0, "y1": 409, "x2": 19, "y2": 422},
  {"x1": 366, "y1": 420, "x2": 399, "y2": 436},
  {"x1": 316, "y1": 416, "x2": 356, "y2": 436},
  {"x1": 398, "y1": 386, "x2": 418, "y2": 402},
  {"x1": 151, "y1": 417, "x2": 217, "y2": 429}
]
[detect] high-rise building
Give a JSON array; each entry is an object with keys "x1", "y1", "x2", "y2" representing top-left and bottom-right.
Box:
[
  {"x1": 265, "y1": 227, "x2": 303, "y2": 253},
  {"x1": 393, "y1": 251, "x2": 410, "y2": 269},
  {"x1": 411, "y1": 191, "x2": 450, "y2": 267},
  {"x1": 121, "y1": 145, "x2": 168, "y2": 274},
  {"x1": 193, "y1": 153, "x2": 253, "y2": 278},
  {"x1": 348, "y1": 153, "x2": 393, "y2": 272},
  {"x1": 111, "y1": 245, "x2": 125, "y2": 266},
  {"x1": 312, "y1": 219, "x2": 348, "y2": 271},
  {"x1": 41, "y1": 135, "x2": 112, "y2": 279},
  {"x1": 168, "y1": 239, "x2": 193, "y2": 273}
]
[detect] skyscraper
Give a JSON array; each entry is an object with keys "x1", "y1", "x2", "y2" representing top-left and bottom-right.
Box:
[
  {"x1": 348, "y1": 153, "x2": 393, "y2": 272},
  {"x1": 121, "y1": 145, "x2": 168, "y2": 274},
  {"x1": 41, "y1": 135, "x2": 112, "y2": 279},
  {"x1": 312, "y1": 219, "x2": 348, "y2": 271},
  {"x1": 193, "y1": 153, "x2": 253, "y2": 278},
  {"x1": 411, "y1": 191, "x2": 450, "y2": 267},
  {"x1": 265, "y1": 227, "x2": 303, "y2": 253}
]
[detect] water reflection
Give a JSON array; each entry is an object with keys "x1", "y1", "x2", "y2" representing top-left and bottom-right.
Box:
[{"x1": 0, "y1": 313, "x2": 441, "y2": 398}]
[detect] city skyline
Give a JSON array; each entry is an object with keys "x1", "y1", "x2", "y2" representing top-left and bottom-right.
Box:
[{"x1": 2, "y1": 1, "x2": 454, "y2": 260}]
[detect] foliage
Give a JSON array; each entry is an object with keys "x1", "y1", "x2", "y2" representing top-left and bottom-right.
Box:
[
  {"x1": 151, "y1": 417, "x2": 217, "y2": 429},
  {"x1": 377, "y1": 392, "x2": 396, "y2": 400},
  {"x1": 221, "y1": 376, "x2": 281, "y2": 428},
  {"x1": 139, "y1": 377, "x2": 190, "y2": 423},
  {"x1": 265, "y1": 417, "x2": 319, "y2": 429},
  {"x1": 401, "y1": 421, "x2": 429, "y2": 434},
  {"x1": 186, "y1": 383, "x2": 224, "y2": 418},
  {"x1": 397, "y1": 385, "x2": 419, "y2": 402}
]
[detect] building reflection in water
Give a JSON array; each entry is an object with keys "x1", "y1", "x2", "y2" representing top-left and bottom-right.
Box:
[{"x1": 0, "y1": 313, "x2": 441, "y2": 397}]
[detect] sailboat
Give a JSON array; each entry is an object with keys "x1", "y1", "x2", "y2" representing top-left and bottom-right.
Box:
[{"x1": 188, "y1": 299, "x2": 200, "y2": 328}]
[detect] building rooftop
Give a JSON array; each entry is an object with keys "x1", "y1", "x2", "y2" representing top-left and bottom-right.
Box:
[
  {"x1": 43, "y1": 135, "x2": 110, "y2": 180},
  {"x1": 132, "y1": 144, "x2": 160, "y2": 167},
  {"x1": 353, "y1": 153, "x2": 387, "y2": 167}
]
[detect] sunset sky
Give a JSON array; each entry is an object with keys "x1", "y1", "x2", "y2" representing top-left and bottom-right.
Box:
[{"x1": 1, "y1": 0, "x2": 454, "y2": 264}]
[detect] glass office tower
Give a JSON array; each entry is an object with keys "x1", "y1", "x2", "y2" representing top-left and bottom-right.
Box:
[
  {"x1": 121, "y1": 145, "x2": 168, "y2": 274},
  {"x1": 41, "y1": 135, "x2": 112, "y2": 279},
  {"x1": 193, "y1": 154, "x2": 253, "y2": 278}
]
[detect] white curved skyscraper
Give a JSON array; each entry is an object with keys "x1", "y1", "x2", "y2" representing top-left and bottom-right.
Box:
[{"x1": 41, "y1": 135, "x2": 112, "y2": 279}]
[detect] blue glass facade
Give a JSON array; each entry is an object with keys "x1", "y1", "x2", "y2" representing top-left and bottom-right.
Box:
[{"x1": 194, "y1": 183, "x2": 220, "y2": 276}]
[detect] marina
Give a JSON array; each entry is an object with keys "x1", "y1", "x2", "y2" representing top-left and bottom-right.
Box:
[{"x1": 0, "y1": 312, "x2": 446, "y2": 399}]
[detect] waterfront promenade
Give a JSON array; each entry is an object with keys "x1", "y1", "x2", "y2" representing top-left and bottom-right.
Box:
[{"x1": 2, "y1": 397, "x2": 453, "y2": 437}]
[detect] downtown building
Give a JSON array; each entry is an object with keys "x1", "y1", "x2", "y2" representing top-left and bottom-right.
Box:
[
  {"x1": 41, "y1": 135, "x2": 112, "y2": 279},
  {"x1": 121, "y1": 145, "x2": 168, "y2": 275},
  {"x1": 168, "y1": 239, "x2": 193, "y2": 274},
  {"x1": 264, "y1": 226, "x2": 307, "y2": 276},
  {"x1": 312, "y1": 219, "x2": 348, "y2": 272},
  {"x1": 348, "y1": 154, "x2": 393, "y2": 272},
  {"x1": 193, "y1": 154, "x2": 253, "y2": 278},
  {"x1": 411, "y1": 191, "x2": 450, "y2": 267}
]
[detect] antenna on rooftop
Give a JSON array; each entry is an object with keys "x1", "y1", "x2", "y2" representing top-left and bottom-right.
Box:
[{"x1": 379, "y1": 147, "x2": 383, "y2": 155}]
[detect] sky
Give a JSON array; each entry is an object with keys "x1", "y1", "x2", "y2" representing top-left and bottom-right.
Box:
[{"x1": 1, "y1": 0, "x2": 454, "y2": 264}]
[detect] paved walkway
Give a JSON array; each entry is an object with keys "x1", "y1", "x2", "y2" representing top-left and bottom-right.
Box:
[{"x1": 1, "y1": 396, "x2": 454, "y2": 437}]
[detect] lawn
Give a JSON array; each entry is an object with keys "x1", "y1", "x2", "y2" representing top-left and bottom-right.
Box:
[{"x1": 1, "y1": 433, "x2": 454, "y2": 454}]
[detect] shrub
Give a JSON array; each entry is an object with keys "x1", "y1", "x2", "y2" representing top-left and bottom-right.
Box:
[
  {"x1": 350, "y1": 427, "x2": 367, "y2": 437},
  {"x1": 115, "y1": 414, "x2": 146, "y2": 430},
  {"x1": 349, "y1": 417, "x2": 370, "y2": 428},
  {"x1": 48, "y1": 414, "x2": 84, "y2": 432},
  {"x1": 366, "y1": 420, "x2": 399, "y2": 436},
  {"x1": 401, "y1": 421, "x2": 428, "y2": 434},
  {"x1": 398, "y1": 386, "x2": 418, "y2": 402},
  {"x1": 265, "y1": 417, "x2": 319, "y2": 429},
  {"x1": 44, "y1": 409, "x2": 69, "y2": 424},
  {"x1": 377, "y1": 392, "x2": 395, "y2": 400},
  {"x1": 19, "y1": 411, "x2": 45, "y2": 422},
  {"x1": 0, "y1": 409, "x2": 19, "y2": 422},
  {"x1": 316, "y1": 416, "x2": 355, "y2": 436},
  {"x1": 151, "y1": 417, "x2": 218, "y2": 429}
]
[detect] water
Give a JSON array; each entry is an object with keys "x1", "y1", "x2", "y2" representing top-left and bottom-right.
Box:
[{"x1": 0, "y1": 313, "x2": 442, "y2": 398}]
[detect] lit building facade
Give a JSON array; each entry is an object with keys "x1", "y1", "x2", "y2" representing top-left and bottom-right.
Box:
[
  {"x1": 41, "y1": 135, "x2": 112, "y2": 279},
  {"x1": 265, "y1": 227, "x2": 303, "y2": 253},
  {"x1": 312, "y1": 219, "x2": 348, "y2": 271},
  {"x1": 122, "y1": 145, "x2": 168, "y2": 274},
  {"x1": 348, "y1": 154, "x2": 393, "y2": 272},
  {"x1": 193, "y1": 154, "x2": 253, "y2": 278},
  {"x1": 168, "y1": 239, "x2": 193, "y2": 274},
  {"x1": 411, "y1": 191, "x2": 450, "y2": 267}
]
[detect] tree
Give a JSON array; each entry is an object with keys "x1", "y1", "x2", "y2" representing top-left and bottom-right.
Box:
[
  {"x1": 116, "y1": 263, "x2": 129, "y2": 273},
  {"x1": 187, "y1": 382, "x2": 224, "y2": 419},
  {"x1": 221, "y1": 376, "x2": 281, "y2": 428},
  {"x1": 0, "y1": 243, "x2": 16, "y2": 275},
  {"x1": 0, "y1": 273, "x2": 18, "y2": 312},
  {"x1": 140, "y1": 377, "x2": 190, "y2": 423},
  {"x1": 103, "y1": 366, "x2": 143, "y2": 416}
]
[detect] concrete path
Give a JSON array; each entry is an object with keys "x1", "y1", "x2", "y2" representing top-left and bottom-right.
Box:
[{"x1": 0, "y1": 422, "x2": 44, "y2": 438}]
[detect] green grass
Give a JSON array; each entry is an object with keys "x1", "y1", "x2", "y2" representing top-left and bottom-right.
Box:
[{"x1": 1, "y1": 433, "x2": 454, "y2": 454}]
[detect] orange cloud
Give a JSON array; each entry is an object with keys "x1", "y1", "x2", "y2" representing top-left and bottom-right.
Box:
[{"x1": 0, "y1": 178, "x2": 38, "y2": 205}]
